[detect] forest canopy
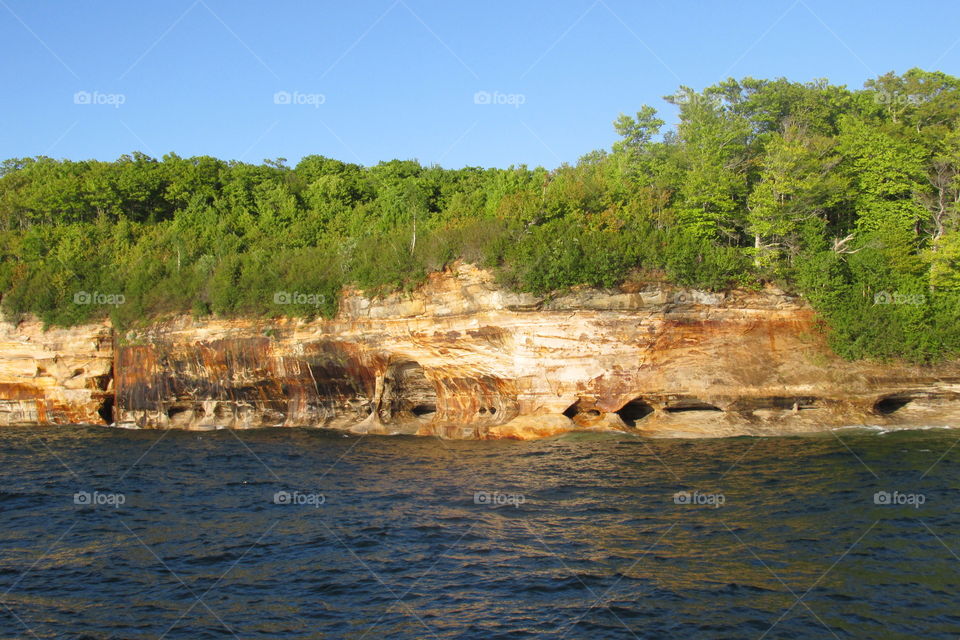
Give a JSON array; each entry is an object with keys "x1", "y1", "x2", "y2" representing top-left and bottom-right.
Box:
[{"x1": 2, "y1": 68, "x2": 960, "y2": 362}]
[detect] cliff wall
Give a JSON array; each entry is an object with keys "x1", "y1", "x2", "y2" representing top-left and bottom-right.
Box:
[{"x1": 2, "y1": 265, "x2": 959, "y2": 438}]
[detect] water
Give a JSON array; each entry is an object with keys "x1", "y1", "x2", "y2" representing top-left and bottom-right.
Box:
[{"x1": 0, "y1": 425, "x2": 958, "y2": 639}]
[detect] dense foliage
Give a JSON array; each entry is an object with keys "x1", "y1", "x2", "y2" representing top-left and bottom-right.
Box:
[{"x1": 3, "y1": 69, "x2": 960, "y2": 361}]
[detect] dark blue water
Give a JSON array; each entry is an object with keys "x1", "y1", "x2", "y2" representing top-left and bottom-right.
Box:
[{"x1": 0, "y1": 425, "x2": 958, "y2": 639}]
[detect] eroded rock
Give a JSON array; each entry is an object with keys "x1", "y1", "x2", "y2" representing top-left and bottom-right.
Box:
[{"x1": 1, "y1": 264, "x2": 959, "y2": 438}]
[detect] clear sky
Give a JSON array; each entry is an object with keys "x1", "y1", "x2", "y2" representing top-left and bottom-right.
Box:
[{"x1": 2, "y1": 0, "x2": 959, "y2": 169}]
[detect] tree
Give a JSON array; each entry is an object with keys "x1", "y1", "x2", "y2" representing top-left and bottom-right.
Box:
[
  {"x1": 613, "y1": 105, "x2": 665, "y2": 155},
  {"x1": 836, "y1": 115, "x2": 928, "y2": 236},
  {"x1": 667, "y1": 87, "x2": 751, "y2": 240},
  {"x1": 746, "y1": 122, "x2": 848, "y2": 268}
]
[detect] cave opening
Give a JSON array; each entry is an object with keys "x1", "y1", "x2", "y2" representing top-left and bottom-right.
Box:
[
  {"x1": 562, "y1": 402, "x2": 579, "y2": 419},
  {"x1": 665, "y1": 405, "x2": 723, "y2": 413},
  {"x1": 664, "y1": 399, "x2": 723, "y2": 413},
  {"x1": 616, "y1": 398, "x2": 655, "y2": 427},
  {"x1": 411, "y1": 403, "x2": 437, "y2": 417},
  {"x1": 383, "y1": 360, "x2": 438, "y2": 422},
  {"x1": 97, "y1": 395, "x2": 114, "y2": 424},
  {"x1": 874, "y1": 395, "x2": 913, "y2": 415},
  {"x1": 167, "y1": 406, "x2": 190, "y2": 419}
]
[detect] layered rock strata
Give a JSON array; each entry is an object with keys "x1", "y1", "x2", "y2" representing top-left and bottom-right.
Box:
[{"x1": 2, "y1": 265, "x2": 958, "y2": 439}]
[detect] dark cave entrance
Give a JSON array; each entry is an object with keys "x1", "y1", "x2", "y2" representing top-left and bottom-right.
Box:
[
  {"x1": 874, "y1": 394, "x2": 913, "y2": 415},
  {"x1": 97, "y1": 395, "x2": 115, "y2": 424},
  {"x1": 616, "y1": 398, "x2": 655, "y2": 427},
  {"x1": 664, "y1": 404, "x2": 723, "y2": 413},
  {"x1": 563, "y1": 400, "x2": 603, "y2": 424},
  {"x1": 411, "y1": 403, "x2": 437, "y2": 417},
  {"x1": 663, "y1": 398, "x2": 723, "y2": 414}
]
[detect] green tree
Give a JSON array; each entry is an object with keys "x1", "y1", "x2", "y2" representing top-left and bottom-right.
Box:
[
  {"x1": 746, "y1": 123, "x2": 848, "y2": 269},
  {"x1": 667, "y1": 88, "x2": 751, "y2": 240}
]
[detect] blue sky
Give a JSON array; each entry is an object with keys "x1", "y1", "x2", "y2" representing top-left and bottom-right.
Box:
[{"x1": 2, "y1": 0, "x2": 959, "y2": 169}]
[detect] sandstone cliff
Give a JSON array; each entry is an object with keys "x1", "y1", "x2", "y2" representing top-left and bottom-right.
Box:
[
  {"x1": 0, "y1": 320, "x2": 113, "y2": 426},
  {"x1": 2, "y1": 265, "x2": 959, "y2": 439}
]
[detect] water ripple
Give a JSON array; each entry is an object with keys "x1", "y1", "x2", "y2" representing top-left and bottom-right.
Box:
[{"x1": 0, "y1": 425, "x2": 956, "y2": 638}]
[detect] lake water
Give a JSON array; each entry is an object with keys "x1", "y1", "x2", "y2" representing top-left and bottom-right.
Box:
[{"x1": 0, "y1": 425, "x2": 958, "y2": 639}]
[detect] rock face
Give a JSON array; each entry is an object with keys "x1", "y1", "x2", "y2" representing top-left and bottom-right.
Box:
[
  {"x1": 2, "y1": 264, "x2": 959, "y2": 438},
  {"x1": 0, "y1": 320, "x2": 113, "y2": 426}
]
